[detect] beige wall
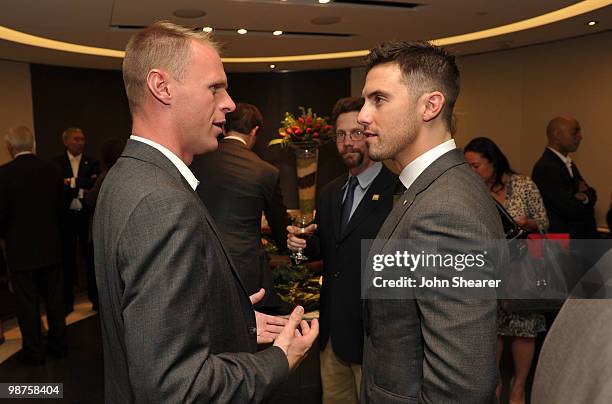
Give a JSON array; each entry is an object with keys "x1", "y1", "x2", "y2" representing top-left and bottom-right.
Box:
[
  {"x1": 0, "y1": 59, "x2": 34, "y2": 165},
  {"x1": 351, "y1": 31, "x2": 612, "y2": 228}
]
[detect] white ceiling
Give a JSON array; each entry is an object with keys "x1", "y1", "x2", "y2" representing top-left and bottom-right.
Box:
[{"x1": 0, "y1": 0, "x2": 610, "y2": 72}]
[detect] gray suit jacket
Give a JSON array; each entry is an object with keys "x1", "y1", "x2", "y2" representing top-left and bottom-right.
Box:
[
  {"x1": 362, "y1": 149, "x2": 503, "y2": 403},
  {"x1": 93, "y1": 140, "x2": 288, "y2": 403},
  {"x1": 531, "y1": 250, "x2": 612, "y2": 404}
]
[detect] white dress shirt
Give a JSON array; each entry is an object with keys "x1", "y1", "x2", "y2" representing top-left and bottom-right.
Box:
[
  {"x1": 223, "y1": 135, "x2": 247, "y2": 146},
  {"x1": 547, "y1": 147, "x2": 574, "y2": 178},
  {"x1": 130, "y1": 135, "x2": 200, "y2": 191},
  {"x1": 399, "y1": 139, "x2": 457, "y2": 191},
  {"x1": 67, "y1": 151, "x2": 84, "y2": 210}
]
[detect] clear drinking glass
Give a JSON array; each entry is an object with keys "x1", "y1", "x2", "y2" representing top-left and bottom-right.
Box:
[{"x1": 290, "y1": 214, "x2": 314, "y2": 264}]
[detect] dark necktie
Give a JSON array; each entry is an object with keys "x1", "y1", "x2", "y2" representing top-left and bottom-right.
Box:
[
  {"x1": 393, "y1": 181, "x2": 407, "y2": 204},
  {"x1": 340, "y1": 176, "x2": 359, "y2": 234}
]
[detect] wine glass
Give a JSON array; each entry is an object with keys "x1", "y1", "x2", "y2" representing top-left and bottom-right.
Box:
[{"x1": 290, "y1": 213, "x2": 313, "y2": 264}]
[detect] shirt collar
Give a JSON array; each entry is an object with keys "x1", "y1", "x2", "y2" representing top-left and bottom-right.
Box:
[
  {"x1": 14, "y1": 151, "x2": 34, "y2": 158},
  {"x1": 130, "y1": 135, "x2": 200, "y2": 191},
  {"x1": 547, "y1": 147, "x2": 572, "y2": 165},
  {"x1": 399, "y1": 139, "x2": 456, "y2": 191},
  {"x1": 223, "y1": 135, "x2": 248, "y2": 146},
  {"x1": 342, "y1": 162, "x2": 383, "y2": 190},
  {"x1": 67, "y1": 151, "x2": 82, "y2": 161}
]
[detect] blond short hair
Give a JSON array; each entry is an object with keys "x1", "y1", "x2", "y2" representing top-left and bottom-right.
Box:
[
  {"x1": 122, "y1": 21, "x2": 218, "y2": 112},
  {"x1": 6, "y1": 125, "x2": 35, "y2": 153},
  {"x1": 62, "y1": 127, "x2": 84, "y2": 143}
]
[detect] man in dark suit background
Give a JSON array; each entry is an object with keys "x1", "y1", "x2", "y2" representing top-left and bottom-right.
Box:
[
  {"x1": 54, "y1": 127, "x2": 100, "y2": 313},
  {"x1": 532, "y1": 116, "x2": 598, "y2": 239},
  {"x1": 93, "y1": 22, "x2": 317, "y2": 402},
  {"x1": 191, "y1": 103, "x2": 289, "y2": 309},
  {"x1": 287, "y1": 96, "x2": 397, "y2": 403},
  {"x1": 356, "y1": 41, "x2": 504, "y2": 402},
  {"x1": 0, "y1": 126, "x2": 66, "y2": 365}
]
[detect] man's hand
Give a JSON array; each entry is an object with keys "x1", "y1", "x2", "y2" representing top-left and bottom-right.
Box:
[
  {"x1": 578, "y1": 180, "x2": 589, "y2": 193},
  {"x1": 286, "y1": 224, "x2": 317, "y2": 252},
  {"x1": 273, "y1": 305, "x2": 319, "y2": 371},
  {"x1": 249, "y1": 289, "x2": 288, "y2": 344},
  {"x1": 574, "y1": 192, "x2": 588, "y2": 203}
]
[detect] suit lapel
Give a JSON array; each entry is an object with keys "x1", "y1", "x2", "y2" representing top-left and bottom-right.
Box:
[
  {"x1": 374, "y1": 149, "x2": 466, "y2": 251},
  {"x1": 123, "y1": 140, "x2": 251, "y2": 296},
  {"x1": 339, "y1": 167, "x2": 395, "y2": 242}
]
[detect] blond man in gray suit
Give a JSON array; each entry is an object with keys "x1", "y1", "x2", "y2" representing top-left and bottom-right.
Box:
[
  {"x1": 93, "y1": 22, "x2": 317, "y2": 403},
  {"x1": 358, "y1": 41, "x2": 504, "y2": 403}
]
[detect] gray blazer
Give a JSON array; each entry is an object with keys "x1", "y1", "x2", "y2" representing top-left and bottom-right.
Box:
[
  {"x1": 93, "y1": 140, "x2": 288, "y2": 403},
  {"x1": 531, "y1": 250, "x2": 612, "y2": 404},
  {"x1": 361, "y1": 149, "x2": 504, "y2": 403}
]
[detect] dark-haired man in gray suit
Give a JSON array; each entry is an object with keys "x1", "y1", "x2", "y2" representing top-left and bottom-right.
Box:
[
  {"x1": 93, "y1": 22, "x2": 317, "y2": 403},
  {"x1": 358, "y1": 41, "x2": 504, "y2": 403}
]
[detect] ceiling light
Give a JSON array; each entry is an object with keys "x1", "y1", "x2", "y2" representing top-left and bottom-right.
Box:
[
  {"x1": 0, "y1": 0, "x2": 609, "y2": 62},
  {"x1": 237, "y1": 28, "x2": 248, "y2": 35},
  {"x1": 270, "y1": 64, "x2": 276, "y2": 69},
  {"x1": 202, "y1": 27, "x2": 213, "y2": 33},
  {"x1": 273, "y1": 30, "x2": 283, "y2": 36},
  {"x1": 318, "y1": 0, "x2": 332, "y2": 3},
  {"x1": 587, "y1": 20, "x2": 598, "y2": 26}
]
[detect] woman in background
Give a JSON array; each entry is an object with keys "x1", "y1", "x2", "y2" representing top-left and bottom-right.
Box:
[{"x1": 464, "y1": 137, "x2": 549, "y2": 404}]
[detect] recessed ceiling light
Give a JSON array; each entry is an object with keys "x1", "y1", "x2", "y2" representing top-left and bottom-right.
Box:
[
  {"x1": 318, "y1": 0, "x2": 331, "y2": 3},
  {"x1": 273, "y1": 30, "x2": 283, "y2": 36},
  {"x1": 270, "y1": 64, "x2": 276, "y2": 69},
  {"x1": 173, "y1": 9, "x2": 206, "y2": 19},
  {"x1": 202, "y1": 27, "x2": 213, "y2": 33},
  {"x1": 587, "y1": 20, "x2": 598, "y2": 26},
  {"x1": 237, "y1": 28, "x2": 248, "y2": 35}
]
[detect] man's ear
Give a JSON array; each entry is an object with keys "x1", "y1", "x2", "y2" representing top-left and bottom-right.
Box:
[
  {"x1": 422, "y1": 91, "x2": 445, "y2": 123},
  {"x1": 146, "y1": 69, "x2": 172, "y2": 105},
  {"x1": 6, "y1": 142, "x2": 14, "y2": 158}
]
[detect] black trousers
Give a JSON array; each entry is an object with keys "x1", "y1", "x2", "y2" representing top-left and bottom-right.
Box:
[
  {"x1": 62, "y1": 210, "x2": 98, "y2": 310},
  {"x1": 12, "y1": 265, "x2": 66, "y2": 359}
]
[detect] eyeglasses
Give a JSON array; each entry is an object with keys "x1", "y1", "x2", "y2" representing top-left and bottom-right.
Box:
[{"x1": 335, "y1": 129, "x2": 365, "y2": 142}]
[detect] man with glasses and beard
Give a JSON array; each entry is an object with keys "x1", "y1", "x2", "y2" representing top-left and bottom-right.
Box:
[{"x1": 287, "y1": 97, "x2": 397, "y2": 404}]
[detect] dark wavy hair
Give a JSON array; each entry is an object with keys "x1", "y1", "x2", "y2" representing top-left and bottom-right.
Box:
[
  {"x1": 225, "y1": 103, "x2": 263, "y2": 134},
  {"x1": 464, "y1": 137, "x2": 514, "y2": 191},
  {"x1": 331, "y1": 97, "x2": 364, "y2": 127},
  {"x1": 365, "y1": 41, "x2": 460, "y2": 131}
]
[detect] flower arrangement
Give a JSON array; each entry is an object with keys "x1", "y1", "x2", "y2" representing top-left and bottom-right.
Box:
[{"x1": 269, "y1": 107, "x2": 333, "y2": 147}]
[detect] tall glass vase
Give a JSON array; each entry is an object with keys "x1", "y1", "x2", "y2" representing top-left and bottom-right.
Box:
[{"x1": 293, "y1": 144, "x2": 319, "y2": 223}]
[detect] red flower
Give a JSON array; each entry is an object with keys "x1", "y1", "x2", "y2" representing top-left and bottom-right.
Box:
[
  {"x1": 298, "y1": 117, "x2": 305, "y2": 124},
  {"x1": 313, "y1": 132, "x2": 319, "y2": 138},
  {"x1": 306, "y1": 116, "x2": 312, "y2": 125},
  {"x1": 306, "y1": 127, "x2": 312, "y2": 134},
  {"x1": 287, "y1": 128, "x2": 293, "y2": 134},
  {"x1": 294, "y1": 128, "x2": 303, "y2": 135}
]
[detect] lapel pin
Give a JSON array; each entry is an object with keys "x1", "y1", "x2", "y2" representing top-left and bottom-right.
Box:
[
  {"x1": 403, "y1": 199, "x2": 408, "y2": 205},
  {"x1": 372, "y1": 194, "x2": 380, "y2": 201}
]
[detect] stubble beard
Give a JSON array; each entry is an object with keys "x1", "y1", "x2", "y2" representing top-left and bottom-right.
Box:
[
  {"x1": 342, "y1": 150, "x2": 364, "y2": 168},
  {"x1": 367, "y1": 116, "x2": 418, "y2": 162}
]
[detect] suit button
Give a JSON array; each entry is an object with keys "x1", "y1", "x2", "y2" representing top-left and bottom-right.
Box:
[
  {"x1": 333, "y1": 272, "x2": 340, "y2": 278},
  {"x1": 248, "y1": 326, "x2": 257, "y2": 336}
]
